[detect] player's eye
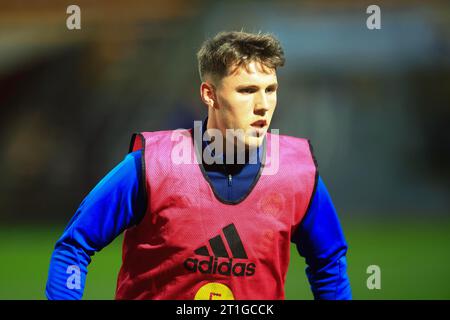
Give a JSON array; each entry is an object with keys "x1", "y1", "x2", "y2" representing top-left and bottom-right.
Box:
[
  {"x1": 238, "y1": 87, "x2": 256, "y2": 94},
  {"x1": 266, "y1": 86, "x2": 277, "y2": 93}
]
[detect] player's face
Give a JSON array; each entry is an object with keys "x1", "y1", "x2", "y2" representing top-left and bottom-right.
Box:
[{"x1": 211, "y1": 60, "x2": 278, "y2": 149}]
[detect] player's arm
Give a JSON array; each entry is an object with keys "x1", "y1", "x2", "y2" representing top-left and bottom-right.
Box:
[
  {"x1": 45, "y1": 150, "x2": 146, "y2": 300},
  {"x1": 291, "y1": 176, "x2": 352, "y2": 300}
]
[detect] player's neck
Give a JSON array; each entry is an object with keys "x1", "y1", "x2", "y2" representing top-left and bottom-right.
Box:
[{"x1": 205, "y1": 117, "x2": 258, "y2": 165}]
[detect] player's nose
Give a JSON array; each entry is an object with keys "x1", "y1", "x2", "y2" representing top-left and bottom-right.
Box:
[{"x1": 254, "y1": 91, "x2": 271, "y2": 113}]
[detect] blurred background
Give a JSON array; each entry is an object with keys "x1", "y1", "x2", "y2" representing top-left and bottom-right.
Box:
[{"x1": 0, "y1": 0, "x2": 449, "y2": 299}]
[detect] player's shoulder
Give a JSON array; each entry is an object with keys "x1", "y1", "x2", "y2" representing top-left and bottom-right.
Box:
[
  {"x1": 140, "y1": 128, "x2": 188, "y2": 137},
  {"x1": 268, "y1": 132, "x2": 317, "y2": 165},
  {"x1": 268, "y1": 131, "x2": 312, "y2": 147},
  {"x1": 135, "y1": 128, "x2": 192, "y2": 142}
]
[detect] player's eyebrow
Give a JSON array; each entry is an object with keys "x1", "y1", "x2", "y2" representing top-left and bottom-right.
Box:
[{"x1": 236, "y1": 83, "x2": 278, "y2": 90}]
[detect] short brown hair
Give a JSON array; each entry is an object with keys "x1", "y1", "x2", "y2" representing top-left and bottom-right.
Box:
[{"x1": 196, "y1": 30, "x2": 285, "y2": 83}]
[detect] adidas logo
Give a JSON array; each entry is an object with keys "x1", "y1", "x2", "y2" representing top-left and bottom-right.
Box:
[{"x1": 183, "y1": 223, "x2": 256, "y2": 277}]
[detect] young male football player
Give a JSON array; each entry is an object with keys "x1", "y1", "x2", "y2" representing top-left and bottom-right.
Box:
[{"x1": 46, "y1": 31, "x2": 352, "y2": 300}]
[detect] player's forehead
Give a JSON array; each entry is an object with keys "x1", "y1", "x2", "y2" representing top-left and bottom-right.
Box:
[{"x1": 222, "y1": 60, "x2": 277, "y2": 87}]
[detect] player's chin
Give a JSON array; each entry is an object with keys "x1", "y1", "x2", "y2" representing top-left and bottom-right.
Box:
[{"x1": 246, "y1": 134, "x2": 265, "y2": 149}]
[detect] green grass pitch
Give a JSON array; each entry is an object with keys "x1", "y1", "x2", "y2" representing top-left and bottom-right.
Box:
[{"x1": 0, "y1": 218, "x2": 449, "y2": 299}]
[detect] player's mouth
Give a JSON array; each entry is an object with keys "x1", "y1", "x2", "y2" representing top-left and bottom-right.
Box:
[{"x1": 250, "y1": 119, "x2": 268, "y2": 137}]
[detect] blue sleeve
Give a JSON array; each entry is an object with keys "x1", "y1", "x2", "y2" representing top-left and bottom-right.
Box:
[
  {"x1": 45, "y1": 150, "x2": 146, "y2": 300},
  {"x1": 292, "y1": 176, "x2": 352, "y2": 300}
]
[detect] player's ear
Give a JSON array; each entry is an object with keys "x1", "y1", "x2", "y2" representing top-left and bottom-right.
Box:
[{"x1": 200, "y1": 81, "x2": 218, "y2": 109}]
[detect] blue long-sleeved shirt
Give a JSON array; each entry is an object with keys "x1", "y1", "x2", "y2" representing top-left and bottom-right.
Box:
[{"x1": 45, "y1": 123, "x2": 351, "y2": 300}]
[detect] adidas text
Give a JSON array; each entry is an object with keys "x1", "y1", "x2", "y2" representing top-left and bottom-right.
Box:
[{"x1": 184, "y1": 256, "x2": 256, "y2": 276}]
